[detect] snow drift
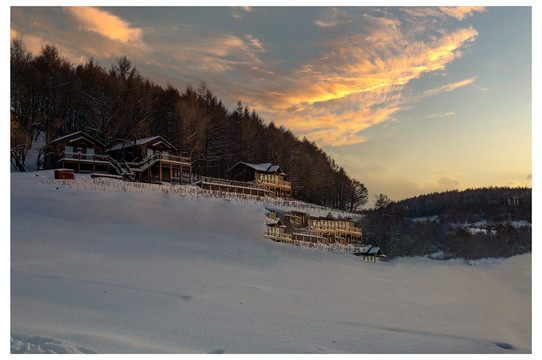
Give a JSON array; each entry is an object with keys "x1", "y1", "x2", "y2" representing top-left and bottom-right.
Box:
[{"x1": 10, "y1": 171, "x2": 531, "y2": 353}]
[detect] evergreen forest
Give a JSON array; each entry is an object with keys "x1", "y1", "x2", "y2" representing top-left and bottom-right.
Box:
[
  {"x1": 10, "y1": 40, "x2": 368, "y2": 211},
  {"x1": 361, "y1": 188, "x2": 532, "y2": 260}
]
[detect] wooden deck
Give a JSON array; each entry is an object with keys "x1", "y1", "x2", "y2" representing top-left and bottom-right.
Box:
[
  {"x1": 264, "y1": 229, "x2": 292, "y2": 243},
  {"x1": 126, "y1": 153, "x2": 192, "y2": 184},
  {"x1": 256, "y1": 178, "x2": 292, "y2": 199},
  {"x1": 57, "y1": 151, "x2": 115, "y2": 173}
]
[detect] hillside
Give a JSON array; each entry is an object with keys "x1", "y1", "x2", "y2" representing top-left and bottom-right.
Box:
[
  {"x1": 396, "y1": 187, "x2": 532, "y2": 223},
  {"x1": 360, "y1": 190, "x2": 532, "y2": 260},
  {"x1": 10, "y1": 171, "x2": 531, "y2": 353}
]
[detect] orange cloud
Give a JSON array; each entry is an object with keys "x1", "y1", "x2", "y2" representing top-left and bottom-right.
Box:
[
  {"x1": 66, "y1": 7, "x2": 142, "y2": 44},
  {"x1": 232, "y1": 6, "x2": 253, "y2": 19},
  {"x1": 284, "y1": 26, "x2": 477, "y2": 108},
  {"x1": 242, "y1": 20, "x2": 479, "y2": 147},
  {"x1": 10, "y1": 29, "x2": 19, "y2": 41},
  {"x1": 403, "y1": 6, "x2": 486, "y2": 20},
  {"x1": 439, "y1": 7, "x2": 487, "y2": 20},
  {"x1": 422, "y1": 77, "x2": 477, "y2": 98},
  {"x1": 277, "y1": 103, "x2": 403, "y2": 147}
]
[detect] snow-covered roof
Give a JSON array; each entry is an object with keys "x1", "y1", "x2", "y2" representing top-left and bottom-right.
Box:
[
  {"x1": 368, "y1": 247, "x2": 381, "y2": 255},
  {"x1": 49, "y1": 131, "x2": 105, "y2": 148},
  {"x1": 107, "y1": 136, "x2": 176, "y2": 152},
  {"x1": 69, "y1": 136, "x2": 95, "y2": 145},
  {"x1": 226, "y1": 162, "x2": 284, "y2": 174},
  {"x1": 246, "y1": 163, "x2": 272, "y2": 172},
  {"x1": 266, "y1": 218, "x2": 285, "y2": 227},
  {"x1": 135, "y1": 136, "x2": 162, "y2": 146},
  {"x1": 265, "y1": 207, "x2": 284, "y2": 214}
]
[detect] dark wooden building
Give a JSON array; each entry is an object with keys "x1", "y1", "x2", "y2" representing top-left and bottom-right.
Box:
[
  {"x1": 44, "y1": 131, "x2": 113, "y2": 174},
  {"x1": 107, "y1": 136, "x2": 192, "y2": 184}
]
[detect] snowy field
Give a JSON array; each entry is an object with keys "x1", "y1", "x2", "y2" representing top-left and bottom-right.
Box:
[{"x1": 10, "y1": 171, "x2": 531, "y2": 354}]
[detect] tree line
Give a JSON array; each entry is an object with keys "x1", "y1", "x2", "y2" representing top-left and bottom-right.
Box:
[
  {"x1": 360, "y1": 189, "x2": 531, "y2": 260},
  {"x1": 10, "y1": 40, "x2": 369, "y2": 211}
]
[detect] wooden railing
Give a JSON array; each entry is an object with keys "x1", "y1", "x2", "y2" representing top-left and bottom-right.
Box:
[
  {"x1": 256, "y1": 178, "x2": 292, "y2": 188},
  {"x1": 58, "y1": 151, "x2": 191, "y2": 177},
  {"x1": 290, "y1": 228, "x2": 325, "y2": 241},
  {"x1": 264, "y1": 229, "x2": 292, "y2": 242},
  {"x1": 310, "y1": 224, "x2": 363, "y2": 234},
  {"x1": 58, "y1": 151, "x2": 111, "y2": 162},
  {"x1": 58, "y1": 152, "x2": 129, "y2": 176},
  {"x1": 201, "y1": 176, "x2": 267, "y2": 191},
  {"x1": 127, "y1": 153, "x2": 191, "y2": 172}
]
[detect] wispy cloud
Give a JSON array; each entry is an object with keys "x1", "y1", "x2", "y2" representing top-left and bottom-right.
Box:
[
  {"x1": 427, "y1": 112, "x2": 456, "y2": 119},
  {"x1": 66, "y1": 7, "x2": 143, "y2": 44},
  {"x1": 232, "y1": 6, "x2": 253, "y2": 19},
  {"x1": 403, "y1": 6, "x2": 486, "y2": 21},
  {"x1": 161, "y1": 33, "x2": 266, "y2": 75},
  {"x1": 472, "y1": 84, "x2": 489, "y2": 91},
  {"x1": 422, "y1": 76, "x2": 477, "y2": 98},
  {"x1": 314, "y1": 8, "x2": 353, "y2": 27},
  {"x1": 244, "y1": 12, "x2": 480, "y2": 146},
  {"x1": 439, "y1": 7, "x2": 487, "y2": 20}
]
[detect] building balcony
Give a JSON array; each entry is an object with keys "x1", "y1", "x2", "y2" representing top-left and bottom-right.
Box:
[
  {"x1": 264, "y1": 229, "x2": 292, "y2": 242},
  {"x1": 256, "y1": 178, "x2": 292, "y2": 188}
]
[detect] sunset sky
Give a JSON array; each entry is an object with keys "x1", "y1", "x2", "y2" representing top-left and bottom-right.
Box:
[{"x1": 9, "y1": 5, "x2": 533, "y2": 201}]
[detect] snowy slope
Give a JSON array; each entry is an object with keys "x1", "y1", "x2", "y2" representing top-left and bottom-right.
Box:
[{"x1": 10, "y1": 171, "x2": 531, "y2": 354}]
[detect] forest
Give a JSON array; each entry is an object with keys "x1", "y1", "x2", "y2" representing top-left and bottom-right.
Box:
[
  {"x1": 361, "y1": 188, "x2": 532, "y2": 260},
  {"x1": 10, "y1": 40, "x2": 368, "y2": 211}
]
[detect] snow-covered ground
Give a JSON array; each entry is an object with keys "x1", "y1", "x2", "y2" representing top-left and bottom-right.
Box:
[{"x1": 10, "y1": 171, "x2": 531, "y2": 353}]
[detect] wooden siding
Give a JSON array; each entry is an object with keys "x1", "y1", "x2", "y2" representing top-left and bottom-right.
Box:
[
  {"x1": 46, "y1": 132, "x2": 110, "y2": 173},
  {"x1": 264, "y1": 210, "x2": 363, "y2": 247},
  {"x1": 255, "y1": 172, "x2": 292, "y2": 199}
]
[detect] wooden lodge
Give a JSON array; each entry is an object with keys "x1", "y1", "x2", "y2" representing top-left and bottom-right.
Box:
[
  {"x1": 44, "y1": 131, "x2": 114, "y2": 174},
  {"x1": 264, "y1": 209, "x2": 362, "y2": 247},
  {"x1": 308, "y1": 215, "x2": 363, "y2": 246},
  {"x1": 107, "y1": 136, "x2": 192, "y2": 185},
  {"x1": 226, "y1": 162, "x2": 292, "y2": 199},
  {"x1": 44, "y1": 131, "x2": 193, "y2": 185}
]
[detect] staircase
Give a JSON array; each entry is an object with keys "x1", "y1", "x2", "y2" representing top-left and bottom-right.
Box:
[{"x1": 106, "y1": 156, "x2": 134, "y2": 180}]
